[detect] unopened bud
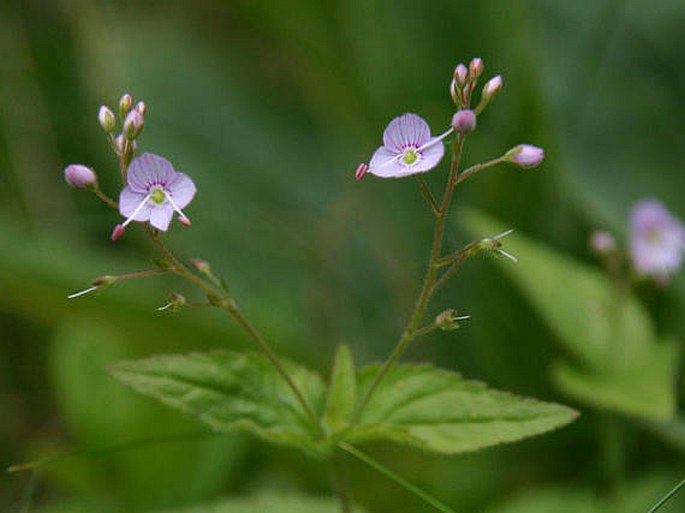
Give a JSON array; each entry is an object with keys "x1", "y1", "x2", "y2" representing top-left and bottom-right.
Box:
[
  {"x1": 354, "y1": 163, "x2": 368, "y2": 181},
  {"x1": 64, "y1": 164, "x2": 97, "y2": 189},
  {"x1": 119, "y1": 93, "x2": 133, "y2": 118},
  {"x1": 483, "y1": 75, "x2": 502, "y2": 101},
  {"x1": 451, "y1": 110, "x2": 477, "y2": 133},
  {"x1": 469, "y1": 57, "x2": 484, "y2": 81},
  {"x1": 453, "y1": 63, "x2": 468, "y2": 86},
  {"x1": 505, "y1": 144, "x2": 544, "y2": 169},
  {"x1": 98, "y1": 106, "x2": 116, "y2": 132},
  {"x1": 190, "y1": 259, "x2": 211, "y2": 275},
  {"x1": 123, "y1": 109, "x2": 144, "y2": 140},
  {"x1": 449, "y1": 79, "x2": 460, "y2": 105},
  {"x1": 589, "y1": 231, "x2": 617, "y2": 256},
  {"x1": 134, "y1": 101, "x2": 146, "y2": 116}
]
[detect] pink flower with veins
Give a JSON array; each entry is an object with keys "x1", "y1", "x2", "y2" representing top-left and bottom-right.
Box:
[
  {"x1": 366, "y1": 113, "x2": 451, "y2": 179},
  {"x1": 112, "y1": 153, "x2": 196, "y2": 240}
]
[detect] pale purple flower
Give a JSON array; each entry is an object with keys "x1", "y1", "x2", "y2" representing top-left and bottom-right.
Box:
[
  {"x1": 366, "y1": 113, "x2": 451, "y2": 179},
  {"x1": 506, "y1": 144, "x2": 544, "y2": 169},
  {"x1": 630, "y1": 199, "x2": 685, "y2": 280},
  {"x1": 112, "y1": 153, "x2": 196, "y2": 240}
]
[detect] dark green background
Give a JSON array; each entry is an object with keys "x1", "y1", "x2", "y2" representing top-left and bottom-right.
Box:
[{"x1": 2, "y1": 1, "x2": 685, "y2": 512}]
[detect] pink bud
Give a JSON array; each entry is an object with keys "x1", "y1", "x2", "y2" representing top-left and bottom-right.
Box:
[
  {"x1": 111, "y1": 224, "x2": 125, "y2": 241},
  {"x1": 64, "y1": 164, "x2": 97, "y2": 189},
  {"x1": 135, "y1": 101, "x2": 146, "y2": 116},
  {"x1": 98, "y1": 106, "x2": 116, "y2": 132},
  {"x1": 123, "y1": 109, "x2": 144, "y2": 140},
  {"x1": 354, "y1": 162, "x2": 368, "y2": 181},
  {"x1": 589, "y1": 231, "x2": 617, "y2": 255},
  {"x1": 454, "y1": 63, "x2": 468, "y2": 86},
  {"x1": 506, "y1": 144, "x2": 544, "y2": 169},
  {"x1": 483, "y1": 75, "x2": 502, "y2": 101},
  {"x1": 451, "y1": 110, "x2": 477, "y2": 133},
  {"x1": 469, "y1": 57, "x2": 484, "y2": 80}
]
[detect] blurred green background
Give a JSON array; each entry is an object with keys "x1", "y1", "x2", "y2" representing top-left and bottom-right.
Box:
[{"x1": 2, "y1": 0, "x2": 685, "y2": 512}]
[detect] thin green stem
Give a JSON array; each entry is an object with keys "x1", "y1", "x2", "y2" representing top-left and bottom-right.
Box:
[
  {"x1": 417, "y1": 175, "x2": 440, "y2": 216},
  {"x1": 143, "y1": 227, "x2": 325, "y2": 439},
  {"x1": 338, "y1": 442, "x2": 457, "y2": 513},
  {"x1": 647, "y1": 476, "x2": 685, "y2": 513},
  {"x1": 332, "y1": 449, "x2": 352, "y2": 513},
  {"x1": 430, "y1": 252, "x2": 469, "y2": 297},
  {"x1": 17, "y1": 469, "x2": 39, "y2": 513},
  {"x1": 92, "y1": 185, "x2": 118, "y2": 209},
  {"x1": 454, "y1": 156, "x2": 505, "y2": 185},
  {"x1": 351, "y1": 135, "x2": 465, "y2": 423}
]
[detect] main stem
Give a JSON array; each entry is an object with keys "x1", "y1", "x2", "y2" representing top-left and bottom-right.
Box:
[
  {"x1": 351, "y1": 135, "x2": 465, "y2": 423},
  {"x1": 144, "y1": 228, "x2": 325, "y2": 439}
]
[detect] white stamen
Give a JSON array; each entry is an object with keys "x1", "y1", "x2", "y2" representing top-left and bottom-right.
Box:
[
  {"x1": 497, "y1": 248, "x2": 518, "y2": 263},
  {"x1": 157, "y1": 303, "x2": 173, "y2": 312},
  {"x1": 493, "y1": 228, "x2": 515, "y2": 240},
  {"x1": 121, "y1": 193, "x2": 152, "y2": 228},
  {"x1": 67, "y1": 286, "x2": 99, "y2": 299},
  {"x1": 164, "y1": 191, "x2": 191, "y2": 224},
  {"x1": 454, "y1": 314, "x2": 471, "y2": 321}
]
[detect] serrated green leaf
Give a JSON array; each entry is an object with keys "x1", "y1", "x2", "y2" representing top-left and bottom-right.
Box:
[
  {"x1": 149, "y1": 493, "x2": 363, "y2": 513},
  {"x1": 345, "y1": 364, "x2": 577, "y2": 454},
  {"x1": 552, "y1": 339, "x2": 678, "y2": 420},
  {"x1": 323, "y1": 344, "x2": 357, "y2": 434},
  {"x1": 110, "y1": 351, "x2": 327, "y2": 453}
]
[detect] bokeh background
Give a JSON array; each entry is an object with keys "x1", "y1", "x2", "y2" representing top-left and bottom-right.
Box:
[{"x1": 2, "y1": 0, "x2": 685, "y2": 512}]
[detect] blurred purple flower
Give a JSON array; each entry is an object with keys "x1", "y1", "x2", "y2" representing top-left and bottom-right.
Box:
[
  {"x1": 367, "y1": 113, "x2": 451, "y2": 178},
  {"x1": 630, "y1": 199, "x2": 685, "y2": 281},
  {"x1": 112, "y1": 153, "x2": 196, "y2": 240}
]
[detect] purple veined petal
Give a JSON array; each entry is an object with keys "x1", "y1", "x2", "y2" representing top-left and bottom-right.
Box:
[
  {"x1": 119, "y1": 187, "x2": 153, "y2": 221},
  {"x1": 167, "y1": 171, "x2": 197, "y2": 208},
  {"x1": 127, "y1": 153, "x2": 176, "y2": 192},
  {"x1": 382, "y1": 113, "x2": 431, "y2": 153},
  {"x1": 368, "y1": 146, "x2": 406, "y2": 178},
  {"x1": 409, "y1": 137, "x2": 445, "y2": 173},
  {"x1": 149, "y1": 204, "x2": 174, "y2": 231}
]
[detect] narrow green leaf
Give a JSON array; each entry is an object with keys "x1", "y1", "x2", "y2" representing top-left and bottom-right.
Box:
[
  {"x1": 345, "y1": 364, "x2": 577, "y2": 454},
  {"x1": 110, "y1": 351, "x2": 327, "y2": 453},
  {"x1": 323, "y1": 344, "x2": 357, "y2": 434},
  {"x1": 461, "y1": 208, "x2": 678, "y2": 420}
]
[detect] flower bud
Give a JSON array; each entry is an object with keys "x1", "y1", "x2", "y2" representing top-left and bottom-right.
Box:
[
  {"x1": 123, "y1": 109, "x2": 144, "y2": 140},
  {"x1": 589, "y1": 231, "x2": 617, "y2": 256},
  {"x1": 190, "y1": 259, "x2": 211, "y2": 275},
  {"x1": 506, "y1": 144, "x2": 544, "y2": 169},
  {"x1": 134, "y1": 101, "x2": 146, "y2": 116},
  {"x1": 354, "y1": 162, "x2": 368, "y2": 181},
  {"x1": 453, "y1": 63, "x2": 468, "y2": 86},
  {"x1": 483, "y1": 75, "x2": 502, "y2": 102},
  {"x1": 64, "y1": 164, "x2": 97, "y2": 189},
  {"x1": 119, "y1": 93, "x2": 133, "y2": 118},
  {"x1": 451, "y1": 110, "x2": 477, "y2": 133},
  {"x1": 98, "y1": 106, "x2": 116, "y2": 132},
  {"x1": 469, "y1": 57, "x2": 484, "y2": 81}
]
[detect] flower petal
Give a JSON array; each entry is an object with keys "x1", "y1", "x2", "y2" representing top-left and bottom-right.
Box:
[
  {"x1": 382, "y1": 113, "x2": 431, "y2": 152},
  {"x1": 149, "y1": 205, "x2": 174, "y2": 231},
  {"x1": 411, "y1": 137, "x2": 445, "y2": 173},
  {"x1": 368, "y1": 146, "x2": 405, "y2": 178},
  {"x1": 119, "y1": 188, "x2": 152, "y2": 221},
  {"x1": 168, "y1": 171, "x2": 197, "y2": 208},
  {"x1": 127, "y1": 153, "x2": 176, "y2": 192}
]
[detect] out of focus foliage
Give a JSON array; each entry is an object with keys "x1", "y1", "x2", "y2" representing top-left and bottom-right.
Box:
[{"x1": 2, "y1": 1, "x2": 685, "y2": 512}]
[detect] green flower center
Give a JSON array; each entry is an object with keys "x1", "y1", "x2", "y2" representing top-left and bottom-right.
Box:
[
  {"x1": 401, "y1": 148, "x2": 419, "y2": 165},
  {"x1": 150, "y1": 186, "x2": 166, "y2": 204}
]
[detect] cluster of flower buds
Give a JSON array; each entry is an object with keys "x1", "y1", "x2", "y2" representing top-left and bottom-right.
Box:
[
  {"x1": 450, "y1": 57, "x2": 501, "y2": 115},
  {"x1": 98, "y1": 93, "x2": 146, "y2": 160}
]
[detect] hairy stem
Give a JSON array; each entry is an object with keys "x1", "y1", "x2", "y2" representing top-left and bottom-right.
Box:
[
  {"x1": 351, "y1": 135, "x2": 465, "y2": 423},
  {"x1": 454, "y1": 156, "x2": 505, "y2": 185}
]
